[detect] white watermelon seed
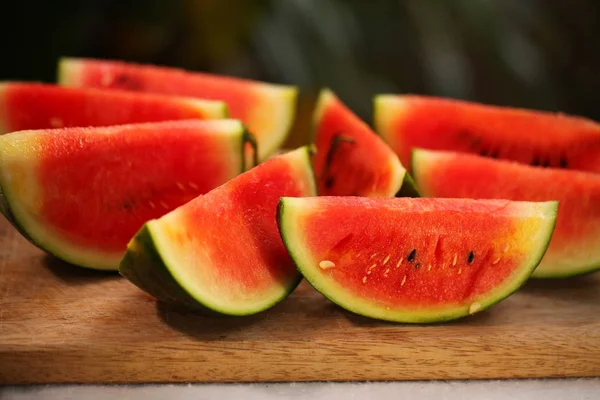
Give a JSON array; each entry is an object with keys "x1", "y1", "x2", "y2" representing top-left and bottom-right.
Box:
[
  {"x1": 149, "y1": 201, "x2": 156, "y2": 209},
  {"x1": 176, "y1": 182, "x2": 185, "y2": 191},
  {"x1": 395, "y1": 258, "x2": 403, "y2": 268},
  {"x1": 452, "y1": 254, "x2": 457, "y2": 267},
  {"x1": 469, "y1": 303, "x2": 482, "y2": 314},
  {"x1": 319, "y1": 260, "x2": 336, "y2": 270},
  {"x1": 492, "y1": 257, "x2": 501, "y2": 265},
  {"x1": 189, "y1": 182, "x2": 199, "y2": 190},
  {"x1": 362, "y1": 276, "x2": 367, "y2": 284},
  {"x1": 382, "y1": 255, "x2": 390, "y2": 265},
  {"x1": 160, "y1": 201, "x2": 169, "y2": 209},
  {"x1": 401, "y1": 275, "x2": 407, "y2": 286}
]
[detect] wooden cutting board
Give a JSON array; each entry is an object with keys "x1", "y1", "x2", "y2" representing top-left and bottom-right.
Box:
[{"x1": 1, "y1": 217, "x2": 599, "y2": 384}]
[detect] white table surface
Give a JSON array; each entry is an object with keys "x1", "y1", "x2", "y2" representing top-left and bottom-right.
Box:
[{"x1": 3, "y1": 379, "x2": 600, "y2": 400}]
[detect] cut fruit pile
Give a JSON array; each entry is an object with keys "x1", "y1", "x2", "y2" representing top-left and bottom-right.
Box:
[
  {"x1": 0, "y1": 56, "x2": 597, "y2": 323},
  {"x1": 373, "y1": 94, "x2": 600, "y2": 279}
]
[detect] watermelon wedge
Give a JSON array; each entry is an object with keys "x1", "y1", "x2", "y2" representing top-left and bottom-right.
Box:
[
  {"x1": 412, "y1": 149, "x2": 600, "y2": 278},
  {"x1": 374, "y1": 95, "x2": 600, "y2": 173},
  {"x1": 119, "y1": 147, "x2": 316, "y2": 315},
  {"x1": 278, "y1": 197, "x2": 557, "y2": 323},
  {"x1": 58, "y1": 57, "x2": 297, "y2": 161},
  {"x1": 0, "y1": 82, "x2": 227, "y2": 134},
  {"x1": 312, "y1": 89, "x2": 417, "y2": 197},
  {"x1": 0, "y1": 120, "x2": 251, "y2": 270}
]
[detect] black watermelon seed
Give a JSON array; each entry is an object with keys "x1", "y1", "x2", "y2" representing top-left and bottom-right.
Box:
[
  {"x1": 115, "y1": 74, "x2": 141, "y2": 89},
  {"x1": 325, "y1": 177, "x2": 334, "y2": 189},
  {"x1": 407, "y1": 249, "x2": 416, "y2": 263},
  {"x1": 531, "y1": 154, "x2": 540, "y2": 166},
  {"x1": 467, "y1": 251, "x2": 475, "y2": 264},
  {"x1": 480, "y1": 148, "x2": 488, "y2": 157},
  {"x1": 559, "y1": 155, "x2": 568, "y2": 168},
  {"x1": 414, "y1": 263, "x2": 421, "y2": 270}
]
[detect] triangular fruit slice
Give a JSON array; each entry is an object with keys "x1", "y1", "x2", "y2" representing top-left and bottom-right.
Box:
[
  {"x1": 0, "y1": 82, "x2": 227, "y2": 134},
  {"x1": 312, "y1": 90, "x2": 417, "y2": 197},
  {"x1": 0, "y1": 120, "x2": 252, "y2": 270},
  {"x1": 412, "y1": 149, "x2": 600, "y2": 278},
  {"x1": 374, "y1": 95, "x2": 600, "y2": 173},
  {"x1": 119, "y1": 147, "x2": 316, "y2": 315},
  {"x1": 278, "y1": 197, "x2": 557, "y2": 323},
  {"x1": 58, "y1": 57, "x2": 297, "y2": 162}
]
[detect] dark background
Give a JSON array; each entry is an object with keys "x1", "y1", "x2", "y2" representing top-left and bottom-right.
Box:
[{"x1": 2, "y1": 0, "x2": 600, "y2": 146}]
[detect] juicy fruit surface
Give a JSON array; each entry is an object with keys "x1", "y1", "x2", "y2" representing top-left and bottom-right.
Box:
[
  {"x1": 121, "y1": 147, "x2": 316, "y2": 315},
  {"x1": 312, "y1": 90, "x2": 407, "y2": 197},
  {"x1": 0, "y1": 120, "x2": 245, "y2": 269},
  {"x1": 412, "y1": 149, "x2": 600, "y2": 278},
  {"x1": 0, "y1": 83, "x2": 226, "y2": 134},
  {"x1": 279, "y1": 197, "x2": 557, "y2": 322},
  {"x1": 374, "y1": 95, "x2": 600, "y2": 173},
  {"x1": 59, "y1": 58, "x2": 297, "y2": 160}
]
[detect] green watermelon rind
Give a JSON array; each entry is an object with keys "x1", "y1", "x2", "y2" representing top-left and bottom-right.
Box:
[
  {"x1": 531, "y1": 262, "x2": 600, "y2": 279},
  {"x1": 257, "y1": 85, "x2": 298, "y2": 161},
  {"x1": 0, "y1": 122, "x2": 249, "y2": 271},
  {"x1": 396, "y1": 171, "x2": 420, "y2": 198},
  {"x1": 57, "y1": 57, "x2": 297, "y2": 162},
  {"x1": 119, "y1": 147, "x2": 315, "y2": 315},
  {"x1": 0, "y1": 153, "x2": 124, "y2": 270},
  {"x1": 371, "y1": 94, "x2": 403, "y2": 151},
  {"x1": 410, "y1": 148, "x2": 600, "y2": 280},
  {"x1": 278, "y1": 197, "x2": 558, "y2": 324},
  {"x1": 120, "y1": 222, "x2": 303, "y2": 316}
]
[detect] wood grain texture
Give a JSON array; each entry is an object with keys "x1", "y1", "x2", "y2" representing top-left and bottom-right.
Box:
[{"x1": 0, "y1": 217, "x2": 599, "y2": 384}]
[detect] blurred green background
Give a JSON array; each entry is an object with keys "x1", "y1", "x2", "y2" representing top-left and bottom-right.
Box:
[{"x1": 2, "y1": 0, "x2": 600, "y2": 147}]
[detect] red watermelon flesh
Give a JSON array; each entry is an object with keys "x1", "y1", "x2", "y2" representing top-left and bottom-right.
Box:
[
  {"x1": 312, "y1": 89, "x2": 414, "y2": 197},
  {"x1": 374, "y1": 95, "x2": 600, "y2": 173},
  {"x1": 278, "y1": 197, "x2": 557, "y2": 323},
  {"x1": 0, "y1": 119, "x2": 249, "y2": 270},
  {"x1": 119, "y1": 147, "x2": 316, "y2": 315},
  {"x1": 412, "y1": 149, "x2": 600, "y2": 278},
  {"x1": 0, "y1": 82, "x2": 227, "y2": 134},
  {"x1": 58, "y1": 57, "x2": 297, "y2": 161},
  {"x1": 0, "y1": 82, "x2": 227, "y2": 133}
]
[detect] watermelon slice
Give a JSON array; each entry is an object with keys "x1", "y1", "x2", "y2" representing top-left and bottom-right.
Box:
[
  {"x1": 0, "y1": 82, "x2": 227, "y2": 134},
  {"x1": 58, "y1": 57, "x2": 297, "y2": 161},
  {"x1": 312, "y1": 89, "x2": 417, "y2": 197},
  {"x1": 412, "y1": 149, "x2": 600, "y2": 278},
  {"x1": 119, "y1": 147, "x2": 316, "y2": 315},
  {"x1": 278, "y1": 197, "x2": 557, "y2": 323},
  {"x1": 374, "y1": 95, "x2": 600, "y2": 173},
  {"x1": 0, "y1": 119, "x2": 252, "y2": 270}
]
